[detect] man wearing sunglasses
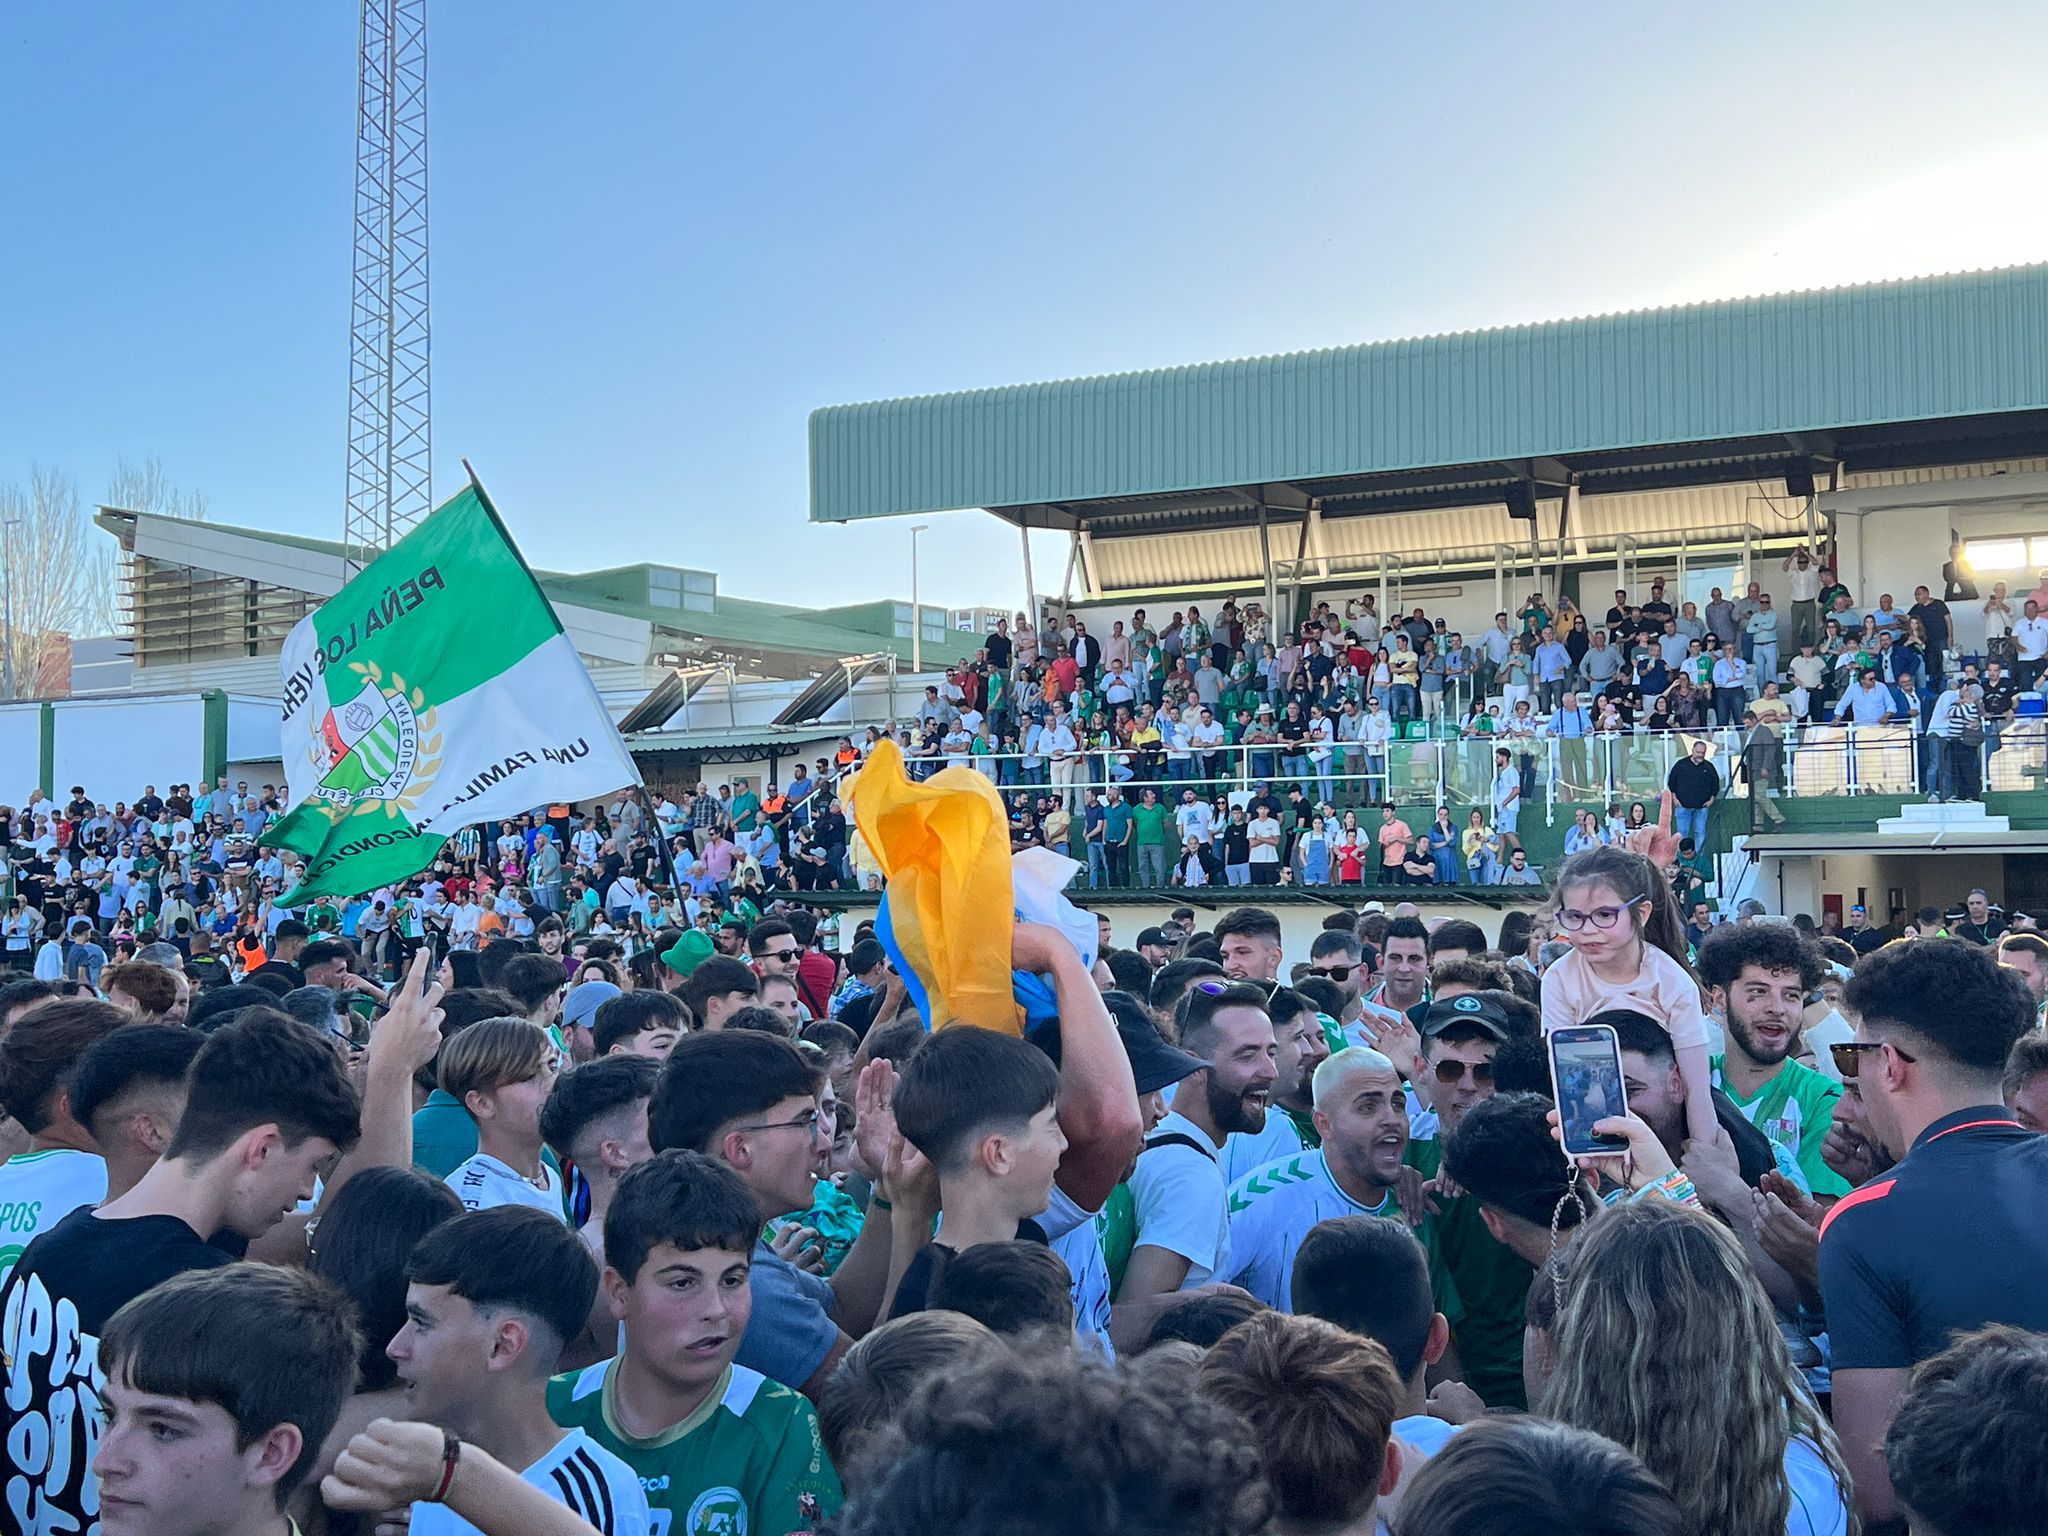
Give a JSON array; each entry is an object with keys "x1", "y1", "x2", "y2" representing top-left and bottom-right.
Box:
[
  {"x1": 1819, "y1": 938, "x2": 2048, "y2": 1534},
  {"x1": 1400, "y1": 992, "x2": 1540, "y2": 1409}
]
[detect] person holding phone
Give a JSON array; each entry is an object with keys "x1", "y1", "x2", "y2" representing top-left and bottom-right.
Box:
[{"x1": 1542, "y1": 843, "x2": 1717, "y2": 1154}]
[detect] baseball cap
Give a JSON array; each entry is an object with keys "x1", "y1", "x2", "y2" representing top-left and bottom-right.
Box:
[
  {"x1": 1036, "y1": 993, "x2": 1208, "y2": 1095},
  {"x1": 660, "y1": 929, "x2": 715, "y2": 977},
  {"x1": 1136, "y1": 926, "x2": 1172, "y2": 950},
  {"x1": 1418, "y1": 993, "x2": 1514, "y2": 1042},
  {"x1": 561, "y1": 980, "x2": 620, "y2": 1034}
]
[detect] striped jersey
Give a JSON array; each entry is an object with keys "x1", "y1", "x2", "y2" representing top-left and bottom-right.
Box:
[
  {"x1": 548, "y1": 1359, "x2": 842, "y2": 1536},
  {"x1": 406, "y1": 1427, "x2": 649, "y2": 1536}
]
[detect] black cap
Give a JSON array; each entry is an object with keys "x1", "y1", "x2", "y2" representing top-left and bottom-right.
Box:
[
  {"x1": 1122, "y1": 1018, "x2": 1210, "y2": 1094},
  {"x1": 1136, "y1": 926, "x2": 1172, "y2": 950},
  {"x1": 1418, "y1": 992, "x2": 1514, "y2": 1042}
]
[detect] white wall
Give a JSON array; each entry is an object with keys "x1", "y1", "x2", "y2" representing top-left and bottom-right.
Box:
[
  {"x1": 0, "y1": 704, "x2": 44, "y2": 791},
  {"x1": 49, "y1": 697, "x2": 208, "y2": 798}
]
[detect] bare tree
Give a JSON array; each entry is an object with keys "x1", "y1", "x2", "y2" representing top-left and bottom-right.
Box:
[
  {"x1": 0, "y1": 467, "x2": 119, "y2": 699},
  {"x1": 106, "y1": 454, "x2": 210, "y2": 524}
]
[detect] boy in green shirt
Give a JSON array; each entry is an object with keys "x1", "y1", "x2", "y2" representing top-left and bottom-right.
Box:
[{"x1": 548, "y1": 1150, "x2": 842, "y2": 1533}]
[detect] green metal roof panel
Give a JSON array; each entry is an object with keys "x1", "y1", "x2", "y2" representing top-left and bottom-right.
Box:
[{"x1": 808, "y1": 264, "x2": 2048, "y2": 522}]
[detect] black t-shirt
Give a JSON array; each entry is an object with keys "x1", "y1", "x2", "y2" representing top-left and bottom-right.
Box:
[
  {"x1": 887, "y1": 1222, "x2": 1049, "y2": 1321},
  {"x1": 1223, "y1": 825, "x2": 1251, "y2": 863},
  {"x1": 1, "y1": 1210, "x2": 236, "y2": 1532},
  {"x1": 1819, "y1": 1108, "x2": 2048, "y2": 1369},
  {"x1": 1277, "y1": 717, "x2": 1308, "y2": 745},
  {"x1": 1640, "y1": 599, "x2": 1674, "y2": 625},
  {"x1": 248, "y1": 959, "x2": 306, "y2": 991},
  {"x1": 1982, "y1": 679, "x2": 2018, "y2": 720},
  {"x1": 1908, "y1": 601, "x2": 1952, "y2": 651},
  {"x1": 985, "y1": 633, "x2": 1012, "y2": 671},
  {"x1": 134, "y1": 796, "x2": 162, "y2": 820}
]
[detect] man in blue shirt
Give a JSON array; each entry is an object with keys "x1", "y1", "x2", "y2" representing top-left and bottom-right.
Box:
[
  {"x1": 1547, "y1": 691, "x2": 1595, "y2": 796},
  {"x1": 1533, "y1": 627, "x2": 1573, "y2": 713}
]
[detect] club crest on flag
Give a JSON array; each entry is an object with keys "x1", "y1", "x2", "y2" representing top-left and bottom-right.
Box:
[{"x1": 306, "y1": 661, "x2": 443, "y2": 816}]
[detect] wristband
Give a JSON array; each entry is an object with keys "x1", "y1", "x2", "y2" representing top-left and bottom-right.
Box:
[
  {"x1": 1632, "y1": 1169, "x2": 1699, "y2": 1207},
  {"x1": 430, "y1": 1431, "x2": 461, "y2": 1503},
  {"x1": 871, "y1": 1195, "x2": 893, "y2": 1212}
]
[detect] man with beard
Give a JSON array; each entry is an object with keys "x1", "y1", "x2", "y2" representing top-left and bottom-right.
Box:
[
  {"x1": 1221, "y1": 988, "x2": 1329, "y2": 1184},
  {"x1": 1699, "y1": 924, "x2": 1850, "y2": 1199},
  {"x1": 1221, "y1": 1048, "x2": 1452, "y2": 1313},
  {"x1": 1214, "y1": 906, "x2": 1283, "y2": 984},
  {"x1": 1401, "y1": 992, "x2": 1531, "y2": 1408},
  {"x1": 1114, "y1": 982, "x2": 1276, "y2": 1350}
]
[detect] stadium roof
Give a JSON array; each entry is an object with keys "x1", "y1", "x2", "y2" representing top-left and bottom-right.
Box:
[
  {"x1": 809, "y1": 264, "x2": 2048, "y2": 532},
  {"x1": 96, "y1": 509, "x2": 984, "y2": 674}
]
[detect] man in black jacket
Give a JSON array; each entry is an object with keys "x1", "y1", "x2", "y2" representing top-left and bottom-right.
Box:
[{"x1": 1667, "y1": 737, "x2": 1721, "y2": 851}]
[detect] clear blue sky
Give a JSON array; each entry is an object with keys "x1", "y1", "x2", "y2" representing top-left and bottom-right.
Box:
[{"x1": 5, "y1": 2, "x2": 2046, "y2": 610}]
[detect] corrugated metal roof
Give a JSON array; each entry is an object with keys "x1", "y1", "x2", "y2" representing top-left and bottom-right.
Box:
[{"x1": 809, "y1": 265, "x2": 2048, "y2": 522}]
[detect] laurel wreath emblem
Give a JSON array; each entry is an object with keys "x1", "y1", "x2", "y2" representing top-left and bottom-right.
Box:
[{"x1": 350, "y1": 660, "x2": 444, "y2": 819}]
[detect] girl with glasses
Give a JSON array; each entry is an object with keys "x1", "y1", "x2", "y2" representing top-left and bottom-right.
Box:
[{"x1": 1540, "y1": 846, "x2": 1718, "y2": 1151}]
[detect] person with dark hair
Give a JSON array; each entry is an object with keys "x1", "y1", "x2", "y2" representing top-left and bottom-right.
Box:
[
  {"x1": 2, "y1": 1009, "x2": 364, "y2": 1534},
  {"x1": 498, "y1": 951, "x2": 570, "y2": 1039},
  {"x1": 1200, "y1": 1312, "x2": 1405, "y2": 1536},
  {"x1": 1404, "y1": 994, "x2": 1541, "y2": 1409},
  {"x1": 1220, "y1": 987, "x2": 1327, "y2": 1184},
  {"x1": 1426, "y1": 919, "x2": 1487, "y2": 964},
  {"x1": 648, "y1": 1029, "x2": 915, "y2": 1400},
  {"x1": 827, "y1": 1341, "x2": 1268, "y2": 1536},
  {"x1": 93, "y1": 1264, "x2": 364, "y2": 1536},
  {"x1": 1147, "y1": 955, "x2": 1225, "y2": 1033},
  {"x1": 1695, "y1": 922, "x2": 1846, "y2": 1197},
  {"x1": 1214, "y1": 907, "x2": 1284, "y2": 983},
  {"x1": 1995, "y1": 930, "x2": 2048, "y2": 1020},
  {"x1": 925, "y1": 1239, "x2": 1074, "y2": 1336},
  {"x1": 246, "y1": 916, "x2": 310, "y2": 990},
  {"x1": 0, "y1": 997, "x2": 127, "y2": 1283},
  {"x1": 541, "y1": 1056, "x2": 659, "y2": 1267},
  {"x1": 309, "y1": 1164, "x2": 465, "y2": 1396},
  {"x1": 1391, "y1": 1417, "x2": 1683, "y2": 1536},
  {"x1": 817, "y1": 1313, "x2": 998, "y2": 1484},
  {"x1": 2002, "y1": 1031, "x2": 2048, "y2": 1131},
  {"x1": 392, "y1": 1208, "x2": 647, "y2": 1535},
  {"x1": 1103, "y1": 948, "x2": 1154, "y2": 997},
  {"x1": 67, "y1": 1023, "x2": 204, "y2": 1202},
  {"x1": 1142, "y1": 1289, "x2": 1269, "y2": 1352},
  {"x1": 1116, "y1": 982, "x2": 1275, "y2": 1350},
  {"x1": 1823, "y1": 938, "x2": 2048, "y2": 1530},
  {"x1": 723, "y1": 1003, "x2": 797, "y2": 1038},
  {"x1": 888, "y1": 1027, "x2": 1063, "y2": 1318},
  {"x1": 1306, "y1": 929, "x2": 1367, "y2": 1026},
  {"x1": 1290, "y1": 1213, "x2": 1484, "y2": 1456},
  {"x1": 677, "y1": 955, "x2": 759, "y2": 1032},
  {"x1": 547, "y1": 1150, "x2": 842, "y2": 1532},
  {"x1": 1884, "y1": 1324, "x2": 2048, "y2": 1536}
]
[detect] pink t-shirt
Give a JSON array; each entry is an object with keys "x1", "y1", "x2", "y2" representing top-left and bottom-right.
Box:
[
  {"x1": 1540, "y1": 943, "x2": 1709, "y2": 1052},
  {"x1": 1377, "y1": 819, "x2": 1411, "y2": 864}
]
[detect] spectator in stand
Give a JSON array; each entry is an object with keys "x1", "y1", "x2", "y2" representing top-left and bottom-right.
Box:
[{"x1": 1665, "y1": 737, "x2": 1720, "y2": 850}]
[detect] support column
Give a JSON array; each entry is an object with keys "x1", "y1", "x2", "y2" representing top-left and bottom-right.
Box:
[
  {"x1": 1019, "y1": 520, "x2": 1037, "y2": 625},
  {"x1": 1257, "y1": 505, "x2": 1279, "y2": 635}
]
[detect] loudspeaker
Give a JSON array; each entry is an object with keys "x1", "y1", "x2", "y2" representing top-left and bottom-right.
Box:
[
  {"x1": 1783, "y1": 466, "x2": 1816, "y2": 499},
  {"x1": 1504, "y1": 482, "x2": 1538, "y2": 522}
]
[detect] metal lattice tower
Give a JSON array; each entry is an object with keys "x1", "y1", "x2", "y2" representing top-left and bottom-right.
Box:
[{"x1": 344, "y1": 0, "x2": 431, "y2": 571}]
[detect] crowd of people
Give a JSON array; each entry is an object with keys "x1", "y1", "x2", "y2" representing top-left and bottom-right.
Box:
[{"x1": 3, "y1": 784, "x2": 2047, "y2": 1536}]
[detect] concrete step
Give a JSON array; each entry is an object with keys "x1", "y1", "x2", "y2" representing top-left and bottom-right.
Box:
[{"x1": 1878, "y1": 800, "x2": 2011, "y2": 835}]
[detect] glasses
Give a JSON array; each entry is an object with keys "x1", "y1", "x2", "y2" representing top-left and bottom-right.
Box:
[
  {"x1": 1829, "y1": 1040, "x2": 1915, "y2": 1080},
  {"x1": 1433, "y1": 1059, "x2": 1495, "y2": 1087},
  {"x1": 735, "y1": 1108, "x2": 825, "y2": 1139},
  {"x1": 1555, "y1": 904, "x2": 1633, "y2": 932},
  {"x1": 761, "y1": 947, "x2": 801, "y2": 964},
  {"x1": 1310, "y1": 964, "x2": 1354, "y2": 982}
]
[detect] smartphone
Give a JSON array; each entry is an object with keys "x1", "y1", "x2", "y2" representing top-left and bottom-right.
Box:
[{"x1": 1547, "y1": 1024, "x2": 1631, "y2": 1158}]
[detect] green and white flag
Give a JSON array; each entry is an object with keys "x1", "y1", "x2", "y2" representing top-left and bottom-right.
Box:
[{"x1": 261, "y1": 482, "x2": 637, "y2": 902}]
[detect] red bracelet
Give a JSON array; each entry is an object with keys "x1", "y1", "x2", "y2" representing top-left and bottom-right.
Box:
[{"x1": 430, "y1": 1432, "x2": 461, "y2": 1503}]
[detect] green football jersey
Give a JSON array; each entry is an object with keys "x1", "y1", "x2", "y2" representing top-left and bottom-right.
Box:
[
  {"x1": 549, "y1": 1359, "x2": 842, "y2": 1536},
  {"x1": 1710, "y1": 1055, "x2": 1850, "y2": 1199}
]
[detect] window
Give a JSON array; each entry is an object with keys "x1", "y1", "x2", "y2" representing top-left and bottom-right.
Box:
[
  {"x1": 1964, "y1": 539, "x2": 2029, "y2": 573},
  {"x1": 647, "y1": 569, "x2": 682, "y2": 609}
]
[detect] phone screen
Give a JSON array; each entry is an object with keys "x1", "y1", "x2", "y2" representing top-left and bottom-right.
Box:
[{"x1": 1549, "y1": 1025, "x2": 1631, "y2": 1157}]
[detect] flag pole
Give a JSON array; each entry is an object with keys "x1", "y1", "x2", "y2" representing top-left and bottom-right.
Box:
[{"x1": 460, "y1": 457, "x2": 682, "y2": 908}]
